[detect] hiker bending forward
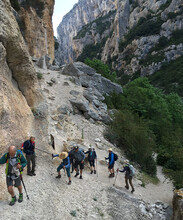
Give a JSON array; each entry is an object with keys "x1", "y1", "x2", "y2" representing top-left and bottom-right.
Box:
[
  {"x1": 85, "y1": 147, "x2": 97, "y2": 174},
  {"x1": 117, "y1": 160, "x2": 135, "y2": 193},
  {"x1": 56, "y1": 152, "x2": 71, "y2": 185},
  {"x1": 23, "y1": 136, "x2": 36, "y2": 176},
  {"x1": 73, "y1": 146, "x2": 85, "y2": 179},
  {"x1": 0, "y1": 146, "x2": 27, "y2": 206},
  {"x1": 105, "y1": 148, "x2": 115, "y2": 178}
]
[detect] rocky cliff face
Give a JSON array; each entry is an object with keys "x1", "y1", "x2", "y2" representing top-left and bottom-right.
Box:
[
  {"x1": 172, "y1": 189, "x2": 183, "y2": 220},
  {"x1": 14, "y1": 0, "x2": 55, "y2": 63},
  {"x1": 0, "y1": 0, "x2": 42, "y2": 153},
  {"x1": 56, "y1": 0, "x2": 183, "y2": 91},
  {"x1": 57, "y1": 0, "x2": 116, "y2": 64}
]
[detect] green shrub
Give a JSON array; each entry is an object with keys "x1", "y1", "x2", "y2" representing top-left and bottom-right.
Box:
[
  {"x1": 36, "y1": 72, "x2": 43, "y2": 80},
  {"x1": 159, "y1": 0, "x2": 172, "y2": 11},
  {"x1": 84, "y1": 58, "x2": 118, "y2": 83},
  {"x1": 104, "y1": 77, "x2": 183, "y2": 187},
  {"x1": 10, "y1": 0, "x2": 20, "y2": 11}
]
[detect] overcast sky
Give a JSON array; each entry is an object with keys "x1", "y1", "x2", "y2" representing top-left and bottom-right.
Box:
[{"x1": 53, "y1": 0, "x2": 78, "y2": 37}]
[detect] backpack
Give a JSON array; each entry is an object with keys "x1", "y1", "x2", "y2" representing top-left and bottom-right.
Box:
[
  {"x1": 114, "y1": 153, "x2": 118, "y2": 161},
  {"x1": 129, "y1": 164, "x2": 135, "y2": 176}
]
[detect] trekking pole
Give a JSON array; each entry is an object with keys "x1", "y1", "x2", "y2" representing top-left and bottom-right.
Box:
[
  {"x1": 96, "y1": 160, "x2": 98, "y2": 177},
  {"x1": 20, "y1": 173, "x2": 29, "y2": 200},
  {"x1": 35, "y1": 148, "x2": 53, "y2": 155},
  {"x1": 113, "y1": 170, "x2": 119, "y2": 186}
]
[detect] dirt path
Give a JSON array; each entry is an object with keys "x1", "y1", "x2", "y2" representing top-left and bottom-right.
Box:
[{"x1": 0, "y1": 67, "x2": 174, "y2": 219}]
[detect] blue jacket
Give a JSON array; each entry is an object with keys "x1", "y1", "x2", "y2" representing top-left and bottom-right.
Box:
[
  {"x1": 61, "y1": 156, "x2": 70, "y2": 169},
  {"x1": 73, "y1": 149, "x2": 85, "y2": 162},
  {"x1": 106, "y1": 152, "x2": 114, "y2": 165}
]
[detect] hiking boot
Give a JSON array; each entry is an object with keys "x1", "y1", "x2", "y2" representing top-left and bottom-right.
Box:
[
  {"x1": 27, "y1": 173, "x2": 33, "y2": 176},
  {"x1": 112, "y1": 173, "x2": 115, "y2": 177},
  {"x1": 68, "y1": 181, "x2": 71, "y2": 185},
  {"x1": 79, "y1": 175, "x2": 83, "y2": 179},
  {"x1": 9, "y1": 196, "x2": 16, "y2": 206},
  {"x1": 131, "y1": 189, "x2": 135, "y2": 194},
  {"x1": 56, "y1": 175, "x2": 61, "y2": 179},
  {"x1": 18, "y1": 193, "x2": 23, "y2": 203},
  {"x1": 125, "y1": 185, "x2": 129, "y2": 190},
  {"x1": 31, "y1": 172, "x2": 36, "y2": 176},
  {"x1": 94, "y1": 170, "x2": 96, "y2": 174},
  {"x1": 90, "y1": 171, "x2": 93, "y2": 174},
  {"x1": 74, "y1": 173, "x2": 79, "y2": 177},
  {"x1": 109, "y1": 173, "x2": 113, "y2": 178}
]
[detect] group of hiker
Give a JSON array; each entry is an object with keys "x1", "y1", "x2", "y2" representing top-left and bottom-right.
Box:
[{"x1": 0, "y1": 136, "x2": 135, "y2": 206}]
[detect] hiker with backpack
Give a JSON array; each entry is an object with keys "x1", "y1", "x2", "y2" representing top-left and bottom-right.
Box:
[
  {"x1": 0, "y1": 146, "x2": 27, "y2": 206},
  {"x1": 105, "y1": 148, "x2": 117, "y2": 178},
  {"x1": 23, "y1": 136, "x2": 36, "y2": 176},
  {"x1": 55, "y1": 152, "x2": 71, "y2": 185},
  {"x1": 117, "y1": 159, "x2": 135, "y2": 193},
  {"x1": 73, "y1": 145, "x2": 85, "y2": 179},
  {"x1": 85, "y1": 146, "x2": 97, "y2": 174}
]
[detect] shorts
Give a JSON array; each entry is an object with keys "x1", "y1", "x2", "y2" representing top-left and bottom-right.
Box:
[
  {"x1": 108, "y1": 163, "x2": 114, "y2": 169},
  {"x1": 125, "y1": 175, "x2": 133, "y2": 180},
  {"x1": 57, "y1": 164, "x2": 71, "y2": 177},
  {"x1": 6, "y1": 176, "x2": 21, "y2": 188},
  {"x1": 74, "y1": 161, "x2": 84, "y2": 170},
  {"x1": 89, "y1": 160, "x2": 95, "y2": 167}
]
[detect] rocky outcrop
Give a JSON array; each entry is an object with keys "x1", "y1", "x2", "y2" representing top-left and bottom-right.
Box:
[
  {"x1": 13, "y1": 0, "x2": 55, "y2": 63},
  {"x1": 172, "y1": 189, "x2": 183, "y2": 220},
  {"x1": 0, "y1": 0, "x2": 43, "y2": 152},
  {"x1": 61, "y1": 62, "x2": 122, "y2": 123}
]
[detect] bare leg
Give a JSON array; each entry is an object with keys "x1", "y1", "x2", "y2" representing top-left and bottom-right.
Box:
[
  {"x1": 17, "y1": 185, "x2": 23, "y2": 194},
  {"x1": 80, "y1": 169, "x2": 83, "y2": 176},
  {"x1": 8, "y1": 186, "x2": 15, "y2": 197}
]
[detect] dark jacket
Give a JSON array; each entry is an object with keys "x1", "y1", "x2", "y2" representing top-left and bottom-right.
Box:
[
  {"x1": 69, "y1": 149, "x2": 74, "y2": 160},
  {"x1": 23, "y1": 140, "x2": 35, "y2": 155},
  {"x1": 73, "y1": 149, "x2": 85, "y2": 162},
  {"x1": 119, "y1": 165, "x2": 131, "y2": 176},
  {"x1": 85, "y1": 150, "x2": 97, "y2": 161},
  {"x1": 106, "y1": 152, "x2": 114, "y2": 165}
]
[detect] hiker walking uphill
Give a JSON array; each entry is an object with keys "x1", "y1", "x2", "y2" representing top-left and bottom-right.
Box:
[
  {"x1": 117, "y1": 160, "x2": 135, "y2": 193},
  {"x1": 0, "y1": 146, "x2": 27, "y2": 206},
  {"x1": 23, "y1": 136, "x2": 36, "y2": 176},
  {"x1": 85, "y1": 147, "x2": 97, "y2": 174},
  {"x1": 55, "y1": 152, "x2": 71, "y2": 185},
  {"x1": 105, "y1": 148, "x2": 116, "y2": 178},
  {"x1": 73, "y1": 146, "x2": 85, "y2": 179}
]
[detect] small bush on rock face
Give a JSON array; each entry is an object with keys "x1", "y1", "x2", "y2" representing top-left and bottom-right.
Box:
[
  {"x1": 10, "y1": 0, "x2": 20, "y2": 11},
  {"x1": 36, "y1": 72, "x2": 43, "y2": 80}
]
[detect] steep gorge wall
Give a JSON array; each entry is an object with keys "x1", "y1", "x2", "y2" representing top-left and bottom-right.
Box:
[
  {"x1": 56, "y1": 0, "x2": 183, "y2": 88},
  {"x1": 57, "y1": 0, "x2": 116, "y2": 64},
  {"x1": 0, "y1": 0, "x2": 42, "y2": 153},
  {"x1": 15, "y1": 0, "x2": 55, "y2": 63}
]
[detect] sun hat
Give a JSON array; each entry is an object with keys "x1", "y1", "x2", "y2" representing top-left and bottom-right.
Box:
[
  {"x1": 124, "y1": 159, "x2": 129, "y2": 164},
  {"x1": 59, "y1": 152, "x2": 68, "y2": 159},
  {"x1": 108, "y1": 148, "x2": 112, "y2": 152}
]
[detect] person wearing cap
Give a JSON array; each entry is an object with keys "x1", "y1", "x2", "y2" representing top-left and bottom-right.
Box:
[
  {"x1": 85, "y1": 147, "x2": 97, "y2": 174},
  {"x1": 105, "y1": 148, "x2": 115, "y2": 177},
  {"x1": 56, "y1": 152, "x2": 71, "y2": 185},
  {"x1": 117, "y1": 160, "x2": 135, "y2": 193},
  {"x1": 73, "y1": 146, "x2": 85, "y2": 179}
]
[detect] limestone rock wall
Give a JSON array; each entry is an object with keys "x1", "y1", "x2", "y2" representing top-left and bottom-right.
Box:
[
  {"x1": 56, "y1": 0, "x2": 183, "y2": 81},
  {"x1": 0, "y1": 0, "x2": 42, "y2": 152},
  {"x1": 17, "y1": 0, "x2": 55, "y2": 63}
]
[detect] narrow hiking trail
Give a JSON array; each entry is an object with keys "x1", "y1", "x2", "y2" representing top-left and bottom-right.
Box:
[{"x1": 0, "y1": 67, "x2": 174, "y2": 220}]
